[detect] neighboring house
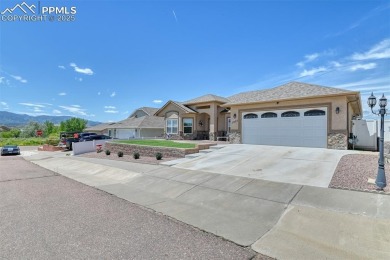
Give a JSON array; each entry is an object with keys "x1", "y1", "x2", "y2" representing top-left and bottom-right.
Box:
[
  {"x1": 154, "y1": 95, "x2": 231, "y2": 141},
  {"x1": 155, "y1": 82, "x2": 362, "y2": 149},
  {"x1": 86, "y1": 107, "x2": 164, "y2": 139}
]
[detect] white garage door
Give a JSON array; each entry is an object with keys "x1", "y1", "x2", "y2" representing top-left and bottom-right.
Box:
[
  {"x1": 116, "y1": 129, "x2": 136, "y2": 139},
  {"x1": 242, "y1": 108, "x2": 327, "y2": 148}
]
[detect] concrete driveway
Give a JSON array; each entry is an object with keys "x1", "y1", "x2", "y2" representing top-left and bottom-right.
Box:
[{"x1": 172, "y1": 144, "x2": 356, "y2": 187}]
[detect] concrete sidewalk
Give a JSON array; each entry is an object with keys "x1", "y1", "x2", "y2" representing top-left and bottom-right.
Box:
[{"x1": 25, "y1": 152, "x2": 390, "y2": 259}]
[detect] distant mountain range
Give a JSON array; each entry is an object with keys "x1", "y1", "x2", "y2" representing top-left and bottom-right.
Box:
[{"x1": 0, "y1": 111, "x2": 102, "y2": 127}]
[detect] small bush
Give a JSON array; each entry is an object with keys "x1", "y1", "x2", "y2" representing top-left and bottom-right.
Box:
[
  {"x1": 133, "y1": 152, "x2": 140, "y2": 159},
  {"x1": 96, "y1": 149, "x2": 102, "y2": 153},
  {"x1": 105, "y1": 150, "x2": 111, "y2": 155},
  {"x1": 117, "y1": 151, "x2": 124, "y2": 157},
  {"x1": 155, "y1": 152, "x2": 163, "y2": 160}
]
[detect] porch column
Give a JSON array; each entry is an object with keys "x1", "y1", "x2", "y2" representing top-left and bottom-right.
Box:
[{"x1": 209, "y1": 104, "x2": 218, "y2": 141}]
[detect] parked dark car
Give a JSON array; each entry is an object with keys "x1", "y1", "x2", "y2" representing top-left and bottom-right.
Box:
[
  {"x1": 1, "y1": 145, "x2": 21, "y2": 156},
  {"x1": 83, "y1": 135, "x2": 112, "y2": 141},
  {"x1": 60, "y1": 132, "x2": 97, "y2": 150},
  {"x1": 78, "y1": 132, "x2": 98, "y2": 142}
]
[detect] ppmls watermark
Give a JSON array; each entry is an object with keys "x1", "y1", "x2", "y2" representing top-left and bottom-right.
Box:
[{"x1": 1, "y1": 1, "x2": 77, "y2": 22}]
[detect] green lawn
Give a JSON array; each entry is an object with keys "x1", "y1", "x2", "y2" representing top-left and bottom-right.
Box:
[{"x1": 115, "y1": 139, "x2": 196, "y2": 148}]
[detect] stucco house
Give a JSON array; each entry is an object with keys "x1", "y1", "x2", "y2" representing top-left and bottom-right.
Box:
[
  {"x1": 86, "y1": 107, "x2": 164, "y2": 139},
  {"x1": 155, "y1": 82, "x2": 362, "y2": 149}
]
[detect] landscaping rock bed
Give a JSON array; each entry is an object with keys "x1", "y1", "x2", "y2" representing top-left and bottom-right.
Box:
[
  {"x1": 330, "y1": 154, "x2": 390, "y2": 193},
  {"x1": 79, "y1": 151, "x2": 176, "y2": 165},
  {"x1": 104, "y1": 142, "x2": 201, "y2": 158}
]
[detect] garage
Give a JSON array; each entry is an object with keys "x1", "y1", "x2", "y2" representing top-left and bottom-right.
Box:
[{"x1": 242, "y1": 107, "x2": 327, "y2": 148}]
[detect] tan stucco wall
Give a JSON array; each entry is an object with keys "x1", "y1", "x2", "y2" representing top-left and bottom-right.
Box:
[{"x1": 229, "y1": 95, "x2": 352, "y2": 132}]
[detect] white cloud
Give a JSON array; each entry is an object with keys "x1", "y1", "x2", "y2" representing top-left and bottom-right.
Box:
[
  {"x1": 104, "y1": 110, "x2": 119, "y2": 113},
  {"x1": 97, "y1": 92, "x2": 101, "y2": 95},
  {"x1": 59, "y1": 105, "x2": 89, "y2": 116},
  {"x1": 296, "y1": 53, "x2": 319, "y2": 67},
  {"x1": 70, "y1": 62, "x2": 94, "y2": 75},
  {"x1": 11, "y1": 75, "x2": 27, "y2": 83},
  {"x1": 71, "y1": 105, "x2": 81, "y2": 108},
  {"x1": 58, "y1": 92, "x2": 67, "y2": 96},
  {"x1": 33, "y1": 107, "x2": 43, "y2": 112},
  {"x1": 75, "y1": 77, "x2": 83, "y2": 82},
  {"x1": 0, "y1": 77, "x2": 4, "y2": 84},
  {"x1": 110, "y1": 92, "x2": 116, "y2": 97},
  {"x1": 348, "y1": 63, "x2": 377, "y2": 71},
  {"x1": 153, "y1": 99, "x2": 163, "y2": 104},
  {"x1": 104, "y1": 106, "x2": 116, "y2": 109},
  {"x1": 58, "y1": 65, "x2": 66, "y2": 70},
  {"x1": 351, "y1": 39, "x2": 390, "y2": 61},
  {"x1": 0, "y1": 101, "x2": 9, "y2": 110},
  {"x1": 19, "y1": 102, "x2": 45, "y2": 108},
  {"x1": 299, "y1": 67, "x2": 327, "y2": 77},
  {"x1": 53, "y1": 109, "x2": 62, "y2": 114},
  {"x1": 330, "y1": 61, "x2": 342, "y2": 67}
]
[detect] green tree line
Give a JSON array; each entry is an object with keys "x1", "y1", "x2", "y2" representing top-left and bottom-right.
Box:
[{"x1": 0, "y1": 118, "x2": 88, "y2": 138}]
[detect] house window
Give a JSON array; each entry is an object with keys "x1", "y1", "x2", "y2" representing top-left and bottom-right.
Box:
[
  {"x1": 261, "y1": 112, "x2": 277, "y2": 118},
  {"x1": 183, "y1": 118, "x2": 193, "y2": 134},
  {"x1": 281, "y1": 111, "x2": 300, "y2": 117},
  {"x1": 243, "y1": 113, "x2": 258, "y2": 119},
  {"x1": 166, "y1": 119, "x2": 178, "y2": 134},
  {"x1": 227, "y1": 117, "x2": 231, "y2": 133},
  {"x1": 304, "y1": 109, "x2": 326, "y2": 116}
]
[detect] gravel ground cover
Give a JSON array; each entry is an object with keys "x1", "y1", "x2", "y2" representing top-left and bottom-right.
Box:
[
  {"x1": 330, "y1": 154, "x2": 390, "y2": 193},
  {"x1": 79, "y1": 151, "x2": 176, "y2": 165}
]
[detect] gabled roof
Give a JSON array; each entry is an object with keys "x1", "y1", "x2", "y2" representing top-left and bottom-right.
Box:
[
  {"x1": 183, "y1": 94, "x2": 230, "y2": 105},
  {"x1": 85, "y1": 122, "x2": 116, "y2": 132},
  {"x1": 128, "y1": 107, "x2": 159, "y2": 118},
  {"x1": 154, "y1": 100, "x2": 197, "y2": 116},
  {"x1": 86, "y1": 116, "x2": 164, "y2": 131},
  {"x1": 113, "y1": 115, "x2": 164, "y2": 129},
  {"x1": 224, "y1": 81, "x2": 358, "y2": 106}
]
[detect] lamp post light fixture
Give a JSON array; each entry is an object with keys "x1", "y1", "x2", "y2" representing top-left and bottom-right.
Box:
[{"x1": 367, "y1": 92, "x2": 388, "y2": 190}]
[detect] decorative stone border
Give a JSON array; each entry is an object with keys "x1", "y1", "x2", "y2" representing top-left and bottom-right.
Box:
[
  {"x1": 38, "y1": 144, "x2": 64, "y2": 152},
  {"x1": 104, "y1": 142, "x2": 216, "y2": 158}
]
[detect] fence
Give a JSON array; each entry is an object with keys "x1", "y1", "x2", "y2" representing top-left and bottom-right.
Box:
[{"x1": 72, "y1": 140, "x2": 110, "y2": 155}]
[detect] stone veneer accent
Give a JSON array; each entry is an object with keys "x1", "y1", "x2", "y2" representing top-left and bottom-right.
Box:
[
  {"x1": 209, "y1": 132, "x2": 216, "y2": 141},
  {"x1": 327, "y1": 132, "x2": 348, "y2": 150},
  {"x1": 229, "y1": 131, "x2": 241, "y2": 144},
  {"x1": 104, "y1": 142, "x2": 216, "y2": 158}
]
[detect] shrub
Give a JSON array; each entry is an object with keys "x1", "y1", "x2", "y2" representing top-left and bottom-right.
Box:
[
  {"x1": 105, "y1": 150, "x2": 111, "y2": 155},
  {"x1": 133, "y1": 152, "x2": 140, "y2": 159},
  {"x1": 155, "y1": 152, "x2": 163, "y2": 160},
  {"x1": 96, "y1": 149, "x2": 102, "y2": 153},
  {"x1": 117, "y1": 151, "x2": 124, "y2": 157}
]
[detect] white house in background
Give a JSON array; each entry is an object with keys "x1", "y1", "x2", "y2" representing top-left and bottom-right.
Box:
[{"x1": 86, "y1": 107, "x2": 164, "y2": 139}]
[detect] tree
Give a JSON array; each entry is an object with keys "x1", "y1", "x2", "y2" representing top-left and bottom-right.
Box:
[
  {"x1": 42, "y1": 121, "x2": 55, "y2": 137},
  {"x1": 20, "y1": 121, "x2": 41, "y2": 138},
  {"x1": 0, "y1": 128, "x2": 21, "y2": 138},
  {"x1": 60, "y1": 117, "x2": 87, "y2": 132}
]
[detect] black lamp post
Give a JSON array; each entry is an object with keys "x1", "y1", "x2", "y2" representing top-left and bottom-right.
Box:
[{"x1": 367, "y1": 92, "x2": 388, "y2": 189}]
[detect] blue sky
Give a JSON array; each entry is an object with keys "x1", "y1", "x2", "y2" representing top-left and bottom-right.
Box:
[{"x1": 0, "y1": 0, "x2": 389, "y2": 122}]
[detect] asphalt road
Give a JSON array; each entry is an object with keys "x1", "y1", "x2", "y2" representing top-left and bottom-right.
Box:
[{"x1": 0, "y1": 155, "x2": 258, "y2": 259}]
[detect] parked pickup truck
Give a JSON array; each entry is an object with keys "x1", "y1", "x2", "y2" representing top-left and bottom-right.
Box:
[{"x1": 60, "y1": 132, "x2": 97, "y2": 150}]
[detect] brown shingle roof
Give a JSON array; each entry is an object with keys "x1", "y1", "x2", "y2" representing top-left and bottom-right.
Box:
[
  {"x1": 113, "y1": 115, "x2": 164, "y2": 129},
  {"x1": 138, "y1": 107, "x2": 160, "y2": 116},
  {"x1": 225, "y1": 81, "x2": 357, "y2": 106},
  {"x1": 183, "y1": 94, "x2": 230, "y2": 105}
]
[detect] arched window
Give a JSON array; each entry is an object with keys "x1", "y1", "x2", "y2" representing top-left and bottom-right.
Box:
[
  {"x1": 304, "y1": 109, "x2": 326, "y2": 116},
  {"x1": 243, "y1": 113, "x2": 258, "y2": 119},
  {"x1": 261, "y1": 112, "x2": 277, "y2": 118},
  {"x1": 281, "y1": 111, "x2": 300, "y2": 117}
]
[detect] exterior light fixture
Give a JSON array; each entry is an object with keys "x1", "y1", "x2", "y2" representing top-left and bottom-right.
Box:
[
  {"x1": 335, "y1": 107, "x2": 340, "y2": 114},
  {"x1": 199, "y1": 120, "x2": 203, "y2": 127},
  {"x1": 367, "y1": 92, "x2": 388, "y2": 190}
]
